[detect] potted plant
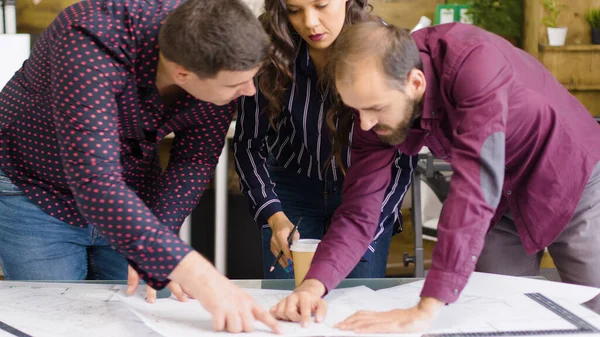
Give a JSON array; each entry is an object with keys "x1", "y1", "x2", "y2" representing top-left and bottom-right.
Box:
[
  {"x1": 449, "y1": 0, "x2": 524, "y2": 47},
  {"x1": 541, "y1": 0, "x2": 568, "y2": 46},
  {"x1": 586, "y1": 8, "x2": 600, "y2": 44},
  {"x1": 468, "y1": 0, "x2": 523, "y2": 46}
]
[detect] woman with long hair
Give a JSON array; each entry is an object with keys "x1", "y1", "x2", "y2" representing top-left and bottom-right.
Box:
[{"x1": 233, "y1": 0, "x2": 416, "y2": 280}]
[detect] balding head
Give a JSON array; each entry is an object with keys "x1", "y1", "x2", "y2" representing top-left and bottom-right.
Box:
[
  {"x1": 328, "y1": 21, "x2": 422, "y2": 89},
  {"x1": 328, "y1": 21, "x2": 426, "y2": 146}
]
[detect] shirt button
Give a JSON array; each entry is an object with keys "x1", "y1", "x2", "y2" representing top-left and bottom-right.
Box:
[
  {"x1": 453, "y1": 289, "x2": 458, "y2": 295},
  {"x1": 431, "y1": 111, "x2": 436, "y2": 116},
  {"x1": 471, "y1": 255, "x2": 477, "y2": 262},
  {"x1": 506, "y1": 190, "x2": 512, "y2": 196}
]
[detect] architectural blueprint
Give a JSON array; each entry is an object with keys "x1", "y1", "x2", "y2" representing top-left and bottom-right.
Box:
[
  {"x1": 371, "y1": 276, "x2": 600, "y2": 334},
  {"x1": 117, "y1": 287, "x2": 368, "y2": 336},
  {"x1": 0, "y1": 273, "x2": 599, "y2": 337},
  {"x1": 117, "y1": 273, "x2": 600, "y2": 337},
  {"x1": 0, "y1": 282, "x2": 158, "y2": 337}
]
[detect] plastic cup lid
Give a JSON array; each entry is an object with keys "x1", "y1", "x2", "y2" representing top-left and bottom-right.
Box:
[{"x1": 290, "y1": 239, "x2": 321, "y2": 252}]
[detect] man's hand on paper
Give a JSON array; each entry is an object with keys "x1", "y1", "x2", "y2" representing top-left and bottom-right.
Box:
[
  {"x1": 270, "y1": 278, "x2": 327, "y2": 327},
  {"x1": 268, "y1": 211, "x2": 300, "y2": 269},
  {"x1": 170, "y1": 250, "x2": 281, "y2": 334},
  {"x1": 126, "y1": 265, "x2": 192, "y2": 303},
  {"x1": 335, "y1": 297, "x2": 444, "y2": 333}
]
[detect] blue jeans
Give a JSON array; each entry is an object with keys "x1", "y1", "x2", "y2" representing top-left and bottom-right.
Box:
[
  {"x1": 262, "y1": 160, "x2": 394, "y2": 280},
  {"x1": 0, "y1": 169, "x2": 128, "y2": 280}
]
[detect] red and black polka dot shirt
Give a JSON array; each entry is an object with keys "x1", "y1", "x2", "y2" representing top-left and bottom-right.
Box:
[{"x1": 0, "y1": 0, "x2": 235, "y2": 288}]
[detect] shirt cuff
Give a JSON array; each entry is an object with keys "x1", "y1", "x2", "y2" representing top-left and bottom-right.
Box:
[
  {"x1": 128, "y1": 263, "x2": 171, "y2": 290},
  {"x1": 127, "y1": 231, "x2": 193, "y2": 290},
  {"x1": 305, "y1": 262, "x2": 344, "y2": 296},
  {"x1": 420, "y1": 268, "x2": 470, "y2": 304},
  {"x1": 255, "y1": 199, "x2": 283, "y2": 225}
]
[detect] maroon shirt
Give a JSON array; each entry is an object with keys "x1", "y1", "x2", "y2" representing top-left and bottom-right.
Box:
[
  {"x1": 0, "y1": 0, "x2": 234, "y2": 288},
  {"x1": 306, "y1": 23, "x2": 600, "y2": 303}
]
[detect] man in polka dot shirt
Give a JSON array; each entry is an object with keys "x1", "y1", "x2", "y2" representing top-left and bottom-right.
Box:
[{"x1": 0, "y1": 0, "x2": 281, "y2": 333}]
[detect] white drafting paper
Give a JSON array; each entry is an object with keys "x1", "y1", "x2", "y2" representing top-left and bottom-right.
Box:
[
  {"x1": 372, "y1": 272, "x2": 600, "y2": 308},
  {"x1": 1, "y1": 274, "x2": 599, "y2": 337},
  {"x1": 118, "y1": 287, "x2": 383, "y2": 337},
  {"x1": 118, "y1": 276, "x2": 600, "y2": 337},
  {"x1": 371, "y1": 283, "x2": 576, "y2": 332},
  {"x1": 0, "y1": 281, "x2": 159, "y2": 337},
  {"x1": 371, "y1": 273, "x2": 600, "y2": 334},
  {"x1": 462, "y1": 272, "x2": 600, "y2": 304}
]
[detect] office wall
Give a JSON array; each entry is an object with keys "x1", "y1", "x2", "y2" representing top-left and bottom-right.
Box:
[
  {"x1": 242, "y1": 0, "x2": 443, "y2": 29},
  {"x1": 17, "y1": 0, "x2": 78, "y2": 35},
  {"x1": 371, "y1": 0, "x2": 443, "y2": 29},
  {"x1": 16, "y1": 0, "x2": 442, "y2": 35},
  {"x1": 535, "y1": 0, "x2": 600, "y2": 45},
  {"x1": 523, "y1": 0, "x2": 600, "y2": 117},
  {"x1": 16, "y1": 0, "x2": 263, "y2": 36}
]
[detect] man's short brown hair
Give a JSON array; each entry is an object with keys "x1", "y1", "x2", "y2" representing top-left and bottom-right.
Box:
[{"x1": 159, "y1": 0, "x2": 270, "y2": 78}]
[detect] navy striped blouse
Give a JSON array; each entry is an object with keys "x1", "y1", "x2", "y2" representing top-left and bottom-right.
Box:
[{"x1": 233, "y1": 41, "x2": 417, "y2": 254}]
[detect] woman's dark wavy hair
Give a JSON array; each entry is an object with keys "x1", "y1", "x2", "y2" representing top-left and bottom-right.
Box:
[
  {"x1": 258, "y1": 0, "x2": 376, "y2": 173},
  {"x1": 258, "y1": 0, "x2": 374, "y2": 123}
]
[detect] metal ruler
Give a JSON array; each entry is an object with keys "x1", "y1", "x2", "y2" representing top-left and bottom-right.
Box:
[
  {"x1": 423, "y1": 293, "x2": 600, "y2": 337},
  {"x1": 0, "y1": 321, "x2": 32, "y2": 337}
]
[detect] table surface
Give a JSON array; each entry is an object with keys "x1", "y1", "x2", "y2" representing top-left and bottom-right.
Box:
[
  {"x1": 240, "y1": 278, "x2": 421, "y2": 291},
  {"x1": 0, "y1": 278, "x2": 423, "y2": 298}
]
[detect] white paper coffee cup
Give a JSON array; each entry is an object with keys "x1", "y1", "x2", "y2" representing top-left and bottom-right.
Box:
[{"x1": 290, "y1": 239, "x2": 321, "y2": 286}]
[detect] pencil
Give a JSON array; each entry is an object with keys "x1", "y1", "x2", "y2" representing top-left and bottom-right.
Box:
[{"x1": 269, "y1": 218, "x2": 302, "y2": 272}]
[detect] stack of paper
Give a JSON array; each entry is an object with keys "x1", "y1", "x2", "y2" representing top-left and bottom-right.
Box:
[
  {"x1": 0, "y1": 273, "x2": 599, "y2": 337},
  {"x1": 116, "y1": 273, "x2": 600, "y2": 337}
]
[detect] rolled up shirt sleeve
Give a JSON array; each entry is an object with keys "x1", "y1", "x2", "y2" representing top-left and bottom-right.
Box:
[{"x1": 305, "y1": 120, "x2": 397, "y2": 292}]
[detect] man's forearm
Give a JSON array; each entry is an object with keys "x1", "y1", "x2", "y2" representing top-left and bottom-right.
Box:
[
  {"x1": 418, "y1": 296, "x2": 445, "y2": 314},
  {"x1": 296, "y1": 278, "x2": 327, "y2": 297}
]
